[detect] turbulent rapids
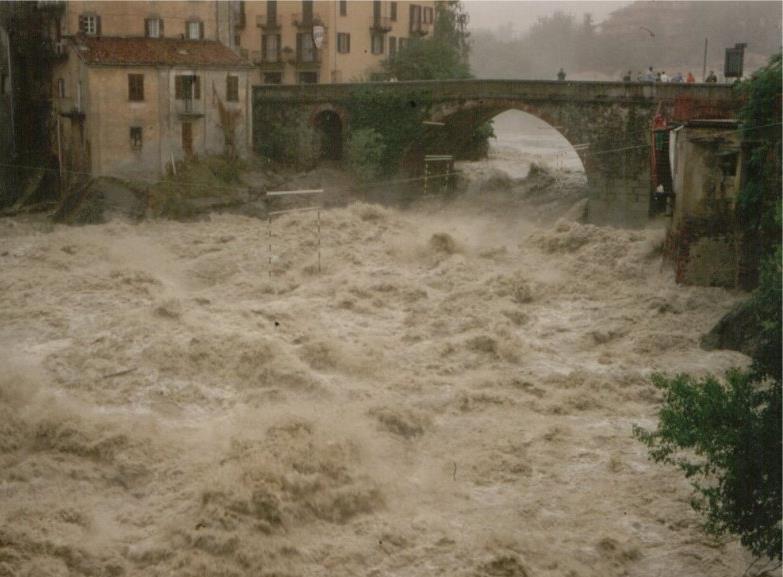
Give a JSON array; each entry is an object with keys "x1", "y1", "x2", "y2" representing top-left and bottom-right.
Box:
[{"x1": 0, "y1": 123, "x2": 753, "y2": 576}]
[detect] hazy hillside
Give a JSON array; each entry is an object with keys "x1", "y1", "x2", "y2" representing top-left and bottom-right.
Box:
[{"x1": 470, "y1": 1, "x2": 782, "y2": 80}]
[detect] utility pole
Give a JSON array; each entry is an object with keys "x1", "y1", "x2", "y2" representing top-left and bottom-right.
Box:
[{"x1": 702, "y1": 37, "x2": 708, "y2": 81}]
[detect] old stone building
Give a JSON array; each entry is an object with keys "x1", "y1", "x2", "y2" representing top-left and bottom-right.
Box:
[
  {"x1": 666, "y1": 119, "x2": 745, "y2": 287},
  {"x1": 237, "y1": 0, "x2": 437, "y2": 84},
  {"x1": 51, "y1": 1, "x2": 252, "y2": 182}
]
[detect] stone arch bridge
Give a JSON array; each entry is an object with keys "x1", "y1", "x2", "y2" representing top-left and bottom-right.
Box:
[{"x1": 253, "y1": 80, "x2": 738, "y2": 225}]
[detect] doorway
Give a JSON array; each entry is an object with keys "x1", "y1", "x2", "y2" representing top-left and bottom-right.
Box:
[{"x1": 182, "y1": 122, "x2": 193, "y2": 157}]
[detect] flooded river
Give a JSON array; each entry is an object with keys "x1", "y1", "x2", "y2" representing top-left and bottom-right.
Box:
[{"x1": 0, "y1": 119, "x2": 752, "y2": 576}]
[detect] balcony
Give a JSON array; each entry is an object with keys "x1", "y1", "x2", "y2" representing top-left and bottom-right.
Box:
[
  {"x1": 370, "y1": 16, "x2": 392, "y2": 32},
  {"x1": 291, "y1": 12, "x2": 323, "y2": 28},
  {"x1": 409, "y1": 20, "x2": 431, "y2": 36},
  {"x1": 295, "y1": 51, "x2": 321, "y2": 69},
  {"x1": 256, "y1": 14, "x2": 280, "y2": 30},
  {"x1": 176, "y1": 98, "x2": 203, "y2": 118},
  {"x1": 251, "y1": 51, "x2": 286, "y2": 70}
]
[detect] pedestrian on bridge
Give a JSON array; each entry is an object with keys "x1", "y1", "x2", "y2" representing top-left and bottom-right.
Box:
[
  {"x1": 686, "y1": 71, "x2": 696, "y2": 83},
  {"x1": 705, "y1": 70, "x2": 718, "y2": 83},
  {"x1": 557, "y1": 68, "x2": 566, "y2": 81}
]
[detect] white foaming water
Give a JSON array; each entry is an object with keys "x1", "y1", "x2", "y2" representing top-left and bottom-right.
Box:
[
  {"x1": 484, "y1": 110, "x2": 585, "y2": 179},
  {"x1": 0, "y1": 168, "x2": 751, "y2": 576}
]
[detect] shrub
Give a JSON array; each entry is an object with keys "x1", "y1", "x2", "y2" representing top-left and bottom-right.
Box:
[{"x1": 347, "y1": 128, "x2": 385, "y2": 183}]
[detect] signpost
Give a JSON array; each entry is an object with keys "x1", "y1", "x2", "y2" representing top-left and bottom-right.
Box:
[{"x1": 724, "y1": 43, "x2": 747, "y2": 79}]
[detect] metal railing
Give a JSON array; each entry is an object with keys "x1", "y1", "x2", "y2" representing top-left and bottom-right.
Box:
[{"x1": 370, "y1": 16, "x2": 392, "y2": 31}]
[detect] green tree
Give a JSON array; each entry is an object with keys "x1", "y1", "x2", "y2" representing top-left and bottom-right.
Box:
[
  {"x1": 347, "y1": 128, "x2": 386, "y2": 182},
  {"x1": 383, "y1": 0, "x2": 471, "y2": 81},
  {"x1": 634, "y1": 55, "x2": 782, "y2": 569}
]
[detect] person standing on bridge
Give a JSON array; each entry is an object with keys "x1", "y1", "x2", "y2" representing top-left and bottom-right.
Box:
[
  {"x1": 660, "y1": 70, "x2": 670, "y2": 82},
  {"x1": 557, "y1": 68, "x2": 566, "y2": 81},
  {"x1": 622, "y1": 70, "x2": 633, "y2": 82},
  {"x1": 705, "y1": 70, "x2": 718, "y2": 83},
  {"x1": 686, "y1": 71, "x2": 696, "y2": 83}
]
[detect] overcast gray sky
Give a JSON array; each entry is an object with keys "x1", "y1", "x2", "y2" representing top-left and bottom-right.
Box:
[{"x1": 464, "y1": 1, "x2": 632, "y2": 34}]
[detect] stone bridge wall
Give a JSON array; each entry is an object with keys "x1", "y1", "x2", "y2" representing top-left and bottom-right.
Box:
[{"x1": 253, "y1": 79, "x2": 738, "y2": 227}]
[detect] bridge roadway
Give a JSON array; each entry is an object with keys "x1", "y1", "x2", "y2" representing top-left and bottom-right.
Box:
[
  {"x1": 253, "y1": 79, "x2": 739, "y2": 226},
  {"x1": 253, "y1": 78, "x2": 736, "y2": 104}
]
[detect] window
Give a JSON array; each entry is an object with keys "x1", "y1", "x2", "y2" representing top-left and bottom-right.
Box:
[
  {"x1": 1, "y1": 73, "x2": 9, "y2": 96},
  {"x1": 145, "y1": 18, "x2": 163, "y2": 38},
  {"x1": 389, "y1": 36, "x2": 397, "y2": 59},
  {"x1": 78, "y1": 14, "x2": 100, "y2": 35},
  {"x1": 339, "y1": 0, "x2": 347, "y2": 16},
  {"x1": 128, "y1": 74, "x2": 144, "y2": 101},
  {"x1": 263, "y1": 72, "x2": 282, "y2": 84},
  {"x1": 226, "y1": 75, "x2": 239, "y2": 102},
  {"x1": 175, "y1": 75, "x2": 200, "y2": 100},
  {"x1": 337, "y1": 32, "x2": 350, "y2": 54},
  {"x1": 186, "y1": 20, "x2": 203, "y2": 40},
  {"x1": 302, "y1": 0, "x2": 313, "y2": 23},
  {"x1": 297, "y1": 32, "x2": 316, "y2": 62},
  {"x1": 130, "y1": 127, "x2": 142, "y2": 151},
  {"x1": 267, "y1": 0, "x2": 277, "y2": 24},
  {"x1": 371, "y1": 32, "x2": 384, "y2": 55},
  {"x1": 262, "y1": 34, "x2": 280, "y2": 61},
  {"x1": 390, "y1": 1, "x2": 398, "y2": 21},
  {"x1": 409, "y1": 5, "x2": 422, "y2": 32},
  {"x1": 298, "y1": 71, "x2": 318, "y2": 84},
  {"x1": 423, "y1": 6, "x2": 433, "y2": 24},
  {"x1": 57, "y1": 78, "x2": 65, "y2": 98}
]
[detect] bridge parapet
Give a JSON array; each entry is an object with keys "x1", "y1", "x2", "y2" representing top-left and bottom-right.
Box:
[{"x1": 253, "y1": 78, "x2": 737, "y2": 106}]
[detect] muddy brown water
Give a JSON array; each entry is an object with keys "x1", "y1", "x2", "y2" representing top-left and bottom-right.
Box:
[{"x1": 0, "y1": 174, "x2": 752, "y2": 577}]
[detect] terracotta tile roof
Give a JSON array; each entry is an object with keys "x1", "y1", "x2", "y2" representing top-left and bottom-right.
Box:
[{"x1": 73, "y1": 36, "x2": 251, "y2": 68}]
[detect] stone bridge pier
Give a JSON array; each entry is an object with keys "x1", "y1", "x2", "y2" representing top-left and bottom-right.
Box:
[{"x1": 253, "y1": 80, "x2": 738, "y2": 227}]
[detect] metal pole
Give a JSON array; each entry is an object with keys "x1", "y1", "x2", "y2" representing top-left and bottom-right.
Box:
[
  {"x1": 268, "y1": 214, "x2": 272, "y2": 279},
  {"x1": 317, "y1": 208, "x2": 321, "y2": 273},
  {"x1": 702, "y1": 37, "x2": 708, "y2": 81}
]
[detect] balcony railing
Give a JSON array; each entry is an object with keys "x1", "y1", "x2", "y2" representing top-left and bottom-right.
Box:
[
  {"x1": 251, "y1": 51, "x2": 286, "y2": 70},
  {"x1": 291, "y1": 12, "x2": 323, "y2": 28},
  {"x1": 409, "y1": 20, "x2": 431, "y2": 36},
  {"x1": 295, "y1": 51, "x2": 321, "y2": 68},
  {"x1": 176, "y1": 98, "x2": 204, "y2": 117},
  {"x1": 370, "y1": 16, "x2": 392, "y2": 32},
  {"x1": 256, "y1": 14, "x2": 280, "y2": 29}
]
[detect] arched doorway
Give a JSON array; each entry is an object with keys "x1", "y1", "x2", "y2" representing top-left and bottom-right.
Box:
[{"x1": 314, "y1": 110, "x2": 343, "y2": 161}]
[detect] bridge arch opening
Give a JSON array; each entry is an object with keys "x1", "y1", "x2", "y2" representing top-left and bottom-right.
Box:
[
  {"x1": 485, "y1": 110, "x2": 586, "y2": 180},
  {"x1": 314, "y1": 110, "x2": 343, "y2": 161}
]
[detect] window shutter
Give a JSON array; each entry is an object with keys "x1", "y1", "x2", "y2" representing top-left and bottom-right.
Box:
[
  {"x1": 199, "y1": 21, "x2": 204, "y2": 39},
  {"x1": 261, "y1": 35, "x2": 267, "y2": 59},
  {"x1": 96, "y1": 15, "x2": 101, "y2": 36},
  {"x1": 346, "y1": 33, "x2": 350, "y2": 53},
  {"x1": 79, "y1": 15, "x2": 86, "y2": 33},
  {"x1": 144, "y1": 19, "x2": 150, "y2": 37},
  {"x1": 296, "y1": 33, "x2": 302, "y2": 58},
  {"x1": 194, "y1": 76, "x2": 200, "y2": 99},
  {"x1": 159, "y1": 18, "x2": 164, "y2": 37},
  {"x1": 175, "y1": 76, "x2": 183, "y2": 99}
]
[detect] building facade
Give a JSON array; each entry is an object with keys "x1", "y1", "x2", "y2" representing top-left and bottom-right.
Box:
[
  {"x1": 51, "y1": 1, "x2": 252, "y2": 182},
  {"x1": 666, "y1": 119, "x2": 745, "y2": 287},
  {"x1": 237, "y1": 0, "x2": 436, "y2": 84}
]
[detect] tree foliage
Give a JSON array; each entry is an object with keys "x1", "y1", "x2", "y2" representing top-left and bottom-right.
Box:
[
  {"x1": 347, "y1": 128, "x2": 385, "y2": 183},
  {"x1": 634, "y1": 55, "x2": 782, "y2": 566},
  {"x1": 383, "y1": 1, "x2": 471, "y2": 81},
  {"x1": 469, "y1": 2, "x2": 782, "y2": 79},
  {"x1": 634, "y1": 368, "x2": 781, "y2": 562}
]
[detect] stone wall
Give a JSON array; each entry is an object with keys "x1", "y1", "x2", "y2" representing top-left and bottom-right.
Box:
[{"x1": 253, "y1": 79, "x2": 739, "y2": 227}]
